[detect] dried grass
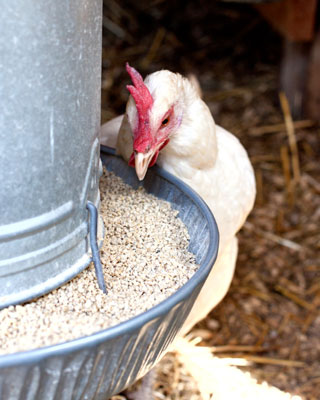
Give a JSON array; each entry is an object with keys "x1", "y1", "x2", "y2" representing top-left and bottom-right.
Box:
[{"x1": 104, "y1": 1, "x2": 320, "y2": 399}]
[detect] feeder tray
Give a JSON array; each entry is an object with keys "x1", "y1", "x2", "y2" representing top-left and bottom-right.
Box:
[{"x1": 0, "y1": 147, "x2": 219, "y2": 400}]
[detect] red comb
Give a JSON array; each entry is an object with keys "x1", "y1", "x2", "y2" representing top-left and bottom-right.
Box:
[
  {"x1": 126, "y1": 63, "x2": 154, "y2": 152},
  {"x1": 126, "y1": 63, "x2": 153, "y2": 115}
]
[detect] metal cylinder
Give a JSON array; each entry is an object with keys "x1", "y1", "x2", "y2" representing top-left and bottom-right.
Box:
[{"x1": 0, "y1": 0, "x2": 103, "y2": 308}]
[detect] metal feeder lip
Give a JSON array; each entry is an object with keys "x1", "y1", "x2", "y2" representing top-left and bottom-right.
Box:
[
  {"x1": 0, "y1": 147, "x2": 219, "y2": 400},
  {"x1": 0, "y1": 0, "x2": 104, "y2": 308}
]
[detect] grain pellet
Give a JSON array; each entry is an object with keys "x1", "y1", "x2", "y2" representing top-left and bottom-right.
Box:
[{"x1": 0, "y1": 169, "x2": 199, "y2": 354}]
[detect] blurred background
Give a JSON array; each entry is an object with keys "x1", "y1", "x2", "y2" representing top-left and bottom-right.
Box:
[{"x1": 101, "y1": 1, "x2": 320, "y2": 399}]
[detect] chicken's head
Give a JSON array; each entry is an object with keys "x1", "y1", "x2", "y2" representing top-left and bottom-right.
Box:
[{"x1": 125, "y1": 63, "x2": 182, "y2": 180}]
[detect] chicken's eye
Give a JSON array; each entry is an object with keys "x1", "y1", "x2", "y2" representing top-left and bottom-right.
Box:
[{"x1": 161, "y1": 117, "x2": 170, "y2": 127}]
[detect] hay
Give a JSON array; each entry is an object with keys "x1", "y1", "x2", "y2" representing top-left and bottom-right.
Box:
[{"x1": 103, "y1": 1, "x2": 320, "y2": 398}]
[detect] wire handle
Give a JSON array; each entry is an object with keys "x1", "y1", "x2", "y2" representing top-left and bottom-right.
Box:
[{"x1": 86, "y1": 201, "x2": 107, "y2": 294}]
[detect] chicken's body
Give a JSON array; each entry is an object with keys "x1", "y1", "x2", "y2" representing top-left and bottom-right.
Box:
[{"x1": 100, "y1": 66, "x2": 256, "y2": 333}]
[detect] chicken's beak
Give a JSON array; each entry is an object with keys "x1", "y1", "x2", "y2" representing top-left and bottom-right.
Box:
[{"x1": 135, "y1": 151, "x2": 156, "y2": 181}]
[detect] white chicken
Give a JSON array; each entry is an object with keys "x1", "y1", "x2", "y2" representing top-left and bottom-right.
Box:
[{"x1": 101, "y1": 63, "x2": 256, "y2": 334}]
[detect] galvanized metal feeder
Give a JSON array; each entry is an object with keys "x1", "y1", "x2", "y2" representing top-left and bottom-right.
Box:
[
  {"x1": 0, "y1": 2, "x2": 219, "y2": 399},
  {"x1": 0, "y1": 0, "x2": 104, "y2": 308},
  {"x1": 0, "y1": 148, "x2": 219, "y2": 400}
]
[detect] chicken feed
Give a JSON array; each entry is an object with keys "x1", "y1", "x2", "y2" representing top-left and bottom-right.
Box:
[{"x1": 0, "y1": 168, "x2": 199, "y2": 354}]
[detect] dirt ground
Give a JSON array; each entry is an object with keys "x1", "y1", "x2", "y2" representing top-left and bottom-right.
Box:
[{"x1": 102, "y1": 1, "x2": 320, "y2": 399}]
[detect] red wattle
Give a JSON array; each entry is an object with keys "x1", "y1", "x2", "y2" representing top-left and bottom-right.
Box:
[
  {"x1": 128, "y1": 152, "x2": 135, "y2": 167},
  {"x1": 149, "y1": 150, "x2": 159, "y2": 167},
  {"x1": 128, "y1": 139, "x2": 170, "y2": 168},
  {"x1": 159, "y1": 139, "x2": 170, "y2": 151}
]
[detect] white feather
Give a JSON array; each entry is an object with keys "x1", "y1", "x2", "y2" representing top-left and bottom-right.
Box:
[
  {"x1": 100, "y1": 69, "x2": 256, "y2": 330},
  {"x1": 100, "y1": 114, "x2": 123, "y2": 148}
]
